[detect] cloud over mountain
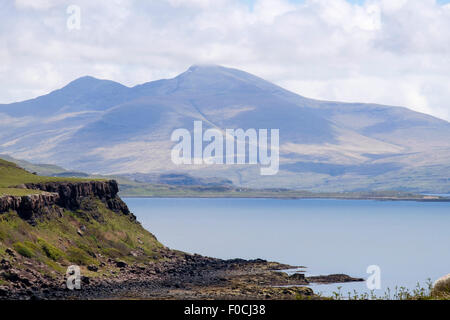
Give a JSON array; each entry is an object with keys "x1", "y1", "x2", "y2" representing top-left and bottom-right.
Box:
[{"x1": 1, "y1": 0, "x2": 450, "y2": 121}]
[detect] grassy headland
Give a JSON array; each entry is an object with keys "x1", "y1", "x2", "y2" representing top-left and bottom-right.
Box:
[
  {"x1": 0, "y1": 159, "x2": 103, "y2": 196},
  {"x1": 0, "y1": 159, "x2": 169, "y2": 298}
]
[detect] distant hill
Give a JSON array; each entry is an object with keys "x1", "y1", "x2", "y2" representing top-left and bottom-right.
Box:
[
  {"x1": 0, "y1": 154, "x2": 67, "y2": 176},
  {"x1": 1, "y1": 65, "x2": 449, "y2": 192},
  {"x1": 0, "y1": 154, "x2": 234, "y2": 193}
]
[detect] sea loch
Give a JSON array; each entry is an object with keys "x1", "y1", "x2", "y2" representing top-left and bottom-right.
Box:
[{"x1": 125, "y1": 197, "x2": 450, "y2": 297}]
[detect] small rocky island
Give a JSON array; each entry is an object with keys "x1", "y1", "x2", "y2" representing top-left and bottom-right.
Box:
[{"x1": 0, "y1": 159, "x2": 363, "y2": 300}]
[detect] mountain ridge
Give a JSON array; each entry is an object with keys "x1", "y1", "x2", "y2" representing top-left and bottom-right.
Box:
[{"x1": 1, "y1": 65, "x2": 449, "y2": 192}]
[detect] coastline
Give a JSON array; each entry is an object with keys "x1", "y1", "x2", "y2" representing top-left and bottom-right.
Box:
[
  {"x1": 117, "y1": 184, "x2": 449, "y2": 202},
  {"x1": 119, "y1": 194, "x2": 450, "y2": 202},
  {"x1": 2, "y1": 255, "x2": 363, "y2": 300}
]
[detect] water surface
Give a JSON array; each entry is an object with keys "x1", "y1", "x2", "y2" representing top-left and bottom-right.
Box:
[{"x1": 124, "y1": 198, "x2": 450, "y2": 297}]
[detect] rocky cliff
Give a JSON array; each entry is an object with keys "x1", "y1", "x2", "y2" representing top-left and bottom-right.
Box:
[
  {"x1": 0, "y1": 180, "x2": 133, "y2": 224},
  {"x1": 0, "y1": 192, "x2": 60, "y2": 222}
]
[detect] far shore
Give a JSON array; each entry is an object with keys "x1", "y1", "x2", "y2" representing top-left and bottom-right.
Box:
[{"x1": 119, "y1": 192, "x2": 450, "y2": 202}]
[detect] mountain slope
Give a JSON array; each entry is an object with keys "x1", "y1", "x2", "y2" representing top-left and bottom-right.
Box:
[{"x1": 0, "y1": 65, "x2": 449, "y2": 192}]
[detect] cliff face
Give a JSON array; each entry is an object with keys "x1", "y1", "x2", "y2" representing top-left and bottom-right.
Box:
[
  {"x1": 0, "y1": 174, "x2": 166, "y2": 300},
  {"x1": 0, "y1": 192, "x2": 60, "y2": 222},
  {"x1": 0, "y1": 180, "x2": 133, "y2": 224}
]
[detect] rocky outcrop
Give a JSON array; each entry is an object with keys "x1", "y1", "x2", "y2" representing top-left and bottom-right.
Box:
[
  {"x1": 432, "y1": 274, "x2": 450, "y2": 296},
  {"x1": 0, "y1": 180, "x2": 134, "y2": 223},
  {"x1": 0, "y1": 193, "x2": 61, "y2": 223},
  {"x1": 24, "y1": 180, "x2": 132, "y2": 216},
  {"x1": 306, "y1": 274, "x2": 365, "y2": 284}
]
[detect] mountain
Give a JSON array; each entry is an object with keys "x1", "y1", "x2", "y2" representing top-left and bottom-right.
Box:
[{"x1": 1, "y1": 65, "x2": 449, "y2": 192}]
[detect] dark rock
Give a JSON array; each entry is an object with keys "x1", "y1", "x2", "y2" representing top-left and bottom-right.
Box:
[
  {"x1": 23, "y1": 180, "x2": 133, "y2": 218},
  {"x1": 87, "y1": 265, "x2": 98, "y2": 272},
  {"x1": 307, "y1": 274, "x2": 364, "y2": 284},
  {"x1": 0, "y1": 193, "x2": 60, "y2": 223},
  {"x1": 5, "y1": 248, "x2": 15, "y2": 257},
  {"x1": 0, "y1": 286, "x2": 9, "y2": 296},
  {"x1": 1, "y1": 259, "x2": 11, "y2": 269},
  {"x1": 3, "y1": 270, "x2": 20, "y2": 282},
  {"x1": 0, "y1": 180, "x2": 136, "y2": 223},
  {"x1": 289, "y1": 272, "x2": 307, "y2": 282},
  {"x1": 3, "y1": 269, "x2": 35, "y2": 287},
  {"x1": 115, "y1": 261, "x2": 127, "y2": 268}
]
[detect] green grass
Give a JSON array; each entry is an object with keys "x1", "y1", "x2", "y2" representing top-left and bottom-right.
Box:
[
  {"x1": 0, "y1": 187, "x2": 45, "y2": 196},
  {"x1": 0, "y1": 154, "x2": 68, "y2": 176},
  {"x1": 13, "y1": 241, "x2": 35, "y2": 258},
  {"x1": 37, "y1": 238, "x2": 63, "y2": 261},
  {"x1": 0, "y1": 198, "x2": 165, "y2": 276},
  {"x1": 66, "y1": 247, "x2": 95, "y2": 266},
  {"x1": 0, "y1": 159, "x2": 102, "y2": 196}
]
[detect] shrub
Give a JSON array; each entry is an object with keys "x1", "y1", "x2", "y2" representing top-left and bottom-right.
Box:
[
  {"x1": 101, "y1": 247, "x2": 122, "y2": 258},
  {"x1": 13, "y1": 242, "x2": 34, "y2": 258},
  {"x1": 66, "y1": 247, "x2": 93, "y2": 265},
  {"x1": 37, "y1": 238, "x2": 63, "y2": 261},
  {"x1": 432, "y1": 274, "x2": 450, "y2": 297}
]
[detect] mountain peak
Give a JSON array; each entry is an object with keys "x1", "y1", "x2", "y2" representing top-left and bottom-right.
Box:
[
  {"x1": 64, "y1": 75, "x2": 124, "y2": 90},
  {"x1": 181, "y1": 64, "x2": 229, "y2": 77},
  {"x1": 73, "y1": 75, "x2": 100, "y2": 81},
  {"x1": 173, "y1": 64, "x2": 302, "y2": 99},
  {"x1": 187, "y1": 64, "x2": 222, "y2": 71},
  {"x1": 54, "y1": 75, "x2": 129, "y2": 102}
]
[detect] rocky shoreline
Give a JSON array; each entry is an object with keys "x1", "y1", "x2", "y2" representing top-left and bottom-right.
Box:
[{"x1": 0, "y1": 247, "x2": 363, "y2": 300}]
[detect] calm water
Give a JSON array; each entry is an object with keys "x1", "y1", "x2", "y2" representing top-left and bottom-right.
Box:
[{"x1": 124, "y1": 198, "x2": 450, "y2": 297}]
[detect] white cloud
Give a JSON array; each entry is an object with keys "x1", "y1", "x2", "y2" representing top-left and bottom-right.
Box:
[
  {"x1": 14, "y1": 0, "x2": 59, "y2": 10},
  {"x1": 1, "y1": 0, "x2": 450, "y2": 121}
]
